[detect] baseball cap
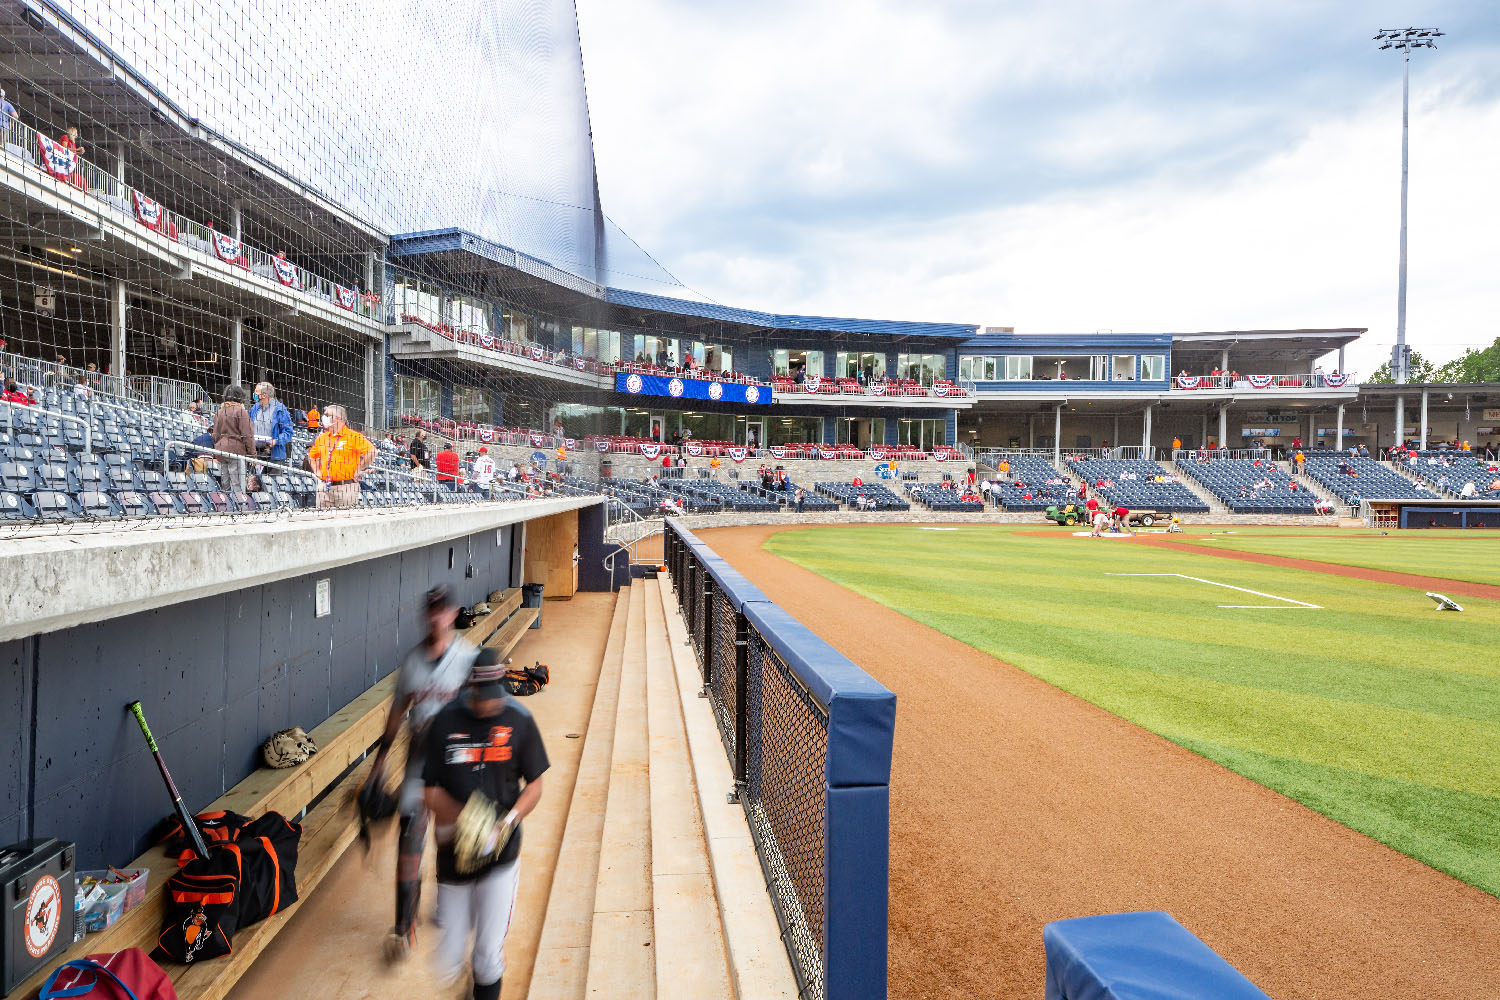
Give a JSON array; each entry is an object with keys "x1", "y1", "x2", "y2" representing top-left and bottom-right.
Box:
[
  {"x1": 425, "y1": 585, "x2": 455, "y2": 611},
  {"x1": 479, "y1": 446, "x2": 488, "y2": 454},
  {"x1": 468, "y1": 647, "x2": 510, "y2": 698}
]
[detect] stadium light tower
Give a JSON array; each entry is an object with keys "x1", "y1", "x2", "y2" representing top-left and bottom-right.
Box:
[{"x1": 1374, "y1": 26, "x2": 1441, "y2": 446}]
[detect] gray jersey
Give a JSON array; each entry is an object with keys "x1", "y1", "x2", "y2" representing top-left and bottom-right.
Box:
[{"x1": 396, "y1": 636, "x2": 480, "y2": 737}]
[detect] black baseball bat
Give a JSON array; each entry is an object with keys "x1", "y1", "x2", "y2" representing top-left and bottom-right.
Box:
[{"x1": 128, "y1": 700, "x2": 212, "y2": 861}]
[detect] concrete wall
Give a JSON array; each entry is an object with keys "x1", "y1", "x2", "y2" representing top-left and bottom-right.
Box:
[{"x1": 0, "y1": 525, "x2": 523, "y2": 869}]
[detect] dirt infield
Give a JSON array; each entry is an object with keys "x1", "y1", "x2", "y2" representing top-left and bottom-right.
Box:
[{"x1": 697, "y1": 524, "x2": 1500, "y2": 1000}]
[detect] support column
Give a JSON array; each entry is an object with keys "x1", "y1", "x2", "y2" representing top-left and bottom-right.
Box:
[
  {"x1": 1142, "y1": 404, "x2": 1153, "y2": 456},
  {"x1": 1336, "y1": 403, "x2": 1345, "y2": 451},
  {"x1": 363, "y1": 342, "x2": 377, "y2": 431},
  {"x1": 440, "y1": 382, "x2": 454, "y2": 421},
  {"x1": 1112, "y1": 413, "x2": 1119, "y2": 449},
  {"x1": 1053, "y1": 404, "x2": 1062, "y2": 468},
  {"x1": 229, "y1": 201, "x2": 243, "y2": 240},
  {"x1": 1221, "y1": 349, "x2": 1230, "y2": 372},
  {"x1": 1201, "y1": 410, "x2": 1208, "y2": 449},
  {"x1": 1027, "y1": 413, "x2": 1035, "y2": 450},
  {"x1": 230, "y1": 316, "x2": 243, "y2": 387},
  {"x1": 1420, "y1": 390, "x2": 1429, "y2": 450},
  {"x1": 364, "y1": 252, "x2": 377, "y2": 293},
  {"x1": 113, "y1": 141, "x2": 126, "y2": 188},
  {"x1": 1338, "y1": 346, "x2": 1346, "y2": 373},
  {"x1": 1395, "y1": 395, "x2": 1405, "y2": 450},
  {"x1": 109, "y1": 279, "x2": 127, "y2": 382},
  {"x1": 1218, "y1": 404, "x2": 1228, "y2": 448}
]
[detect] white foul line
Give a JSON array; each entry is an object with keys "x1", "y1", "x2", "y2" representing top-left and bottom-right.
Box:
[{"x1": 1104, "y1": 573, "x2": 1323, "y2": 609}]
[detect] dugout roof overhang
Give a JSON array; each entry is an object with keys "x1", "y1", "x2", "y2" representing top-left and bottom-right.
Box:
[
  {"x1": 1355, "y1": 384, "x2": 1500, "y2": 404},
  {"x1": 0, "y1": 1, "x2": 389, "y2": 252}
]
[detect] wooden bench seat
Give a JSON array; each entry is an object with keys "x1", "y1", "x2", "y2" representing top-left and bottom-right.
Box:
[
  {"x1": 17, "y1": 676, "x2": 406, "y2": 999},
  {"x1": 488, "y1": 606, "x2": 540, "y2": 661},
  {"x1": 457, "y1": 588, "x2": 523, "y2": 648}
]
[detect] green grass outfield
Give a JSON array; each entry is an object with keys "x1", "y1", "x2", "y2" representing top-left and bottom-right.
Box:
[
  {"x1": 762, "y1": 525, "x2": 1500, "y2": 896},
  {"x1": 1175, "y1": 528, "x2": 1500, "y2": 587}
]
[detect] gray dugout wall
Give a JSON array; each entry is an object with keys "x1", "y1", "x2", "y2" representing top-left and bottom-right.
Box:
[{"x1": 0, "y1": 524, "x2": 520, "y2": 869}]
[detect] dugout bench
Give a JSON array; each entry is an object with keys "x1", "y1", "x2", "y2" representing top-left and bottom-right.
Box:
[{"x1": 15, "y1": 588, "x2": 537, "y2": 1000}]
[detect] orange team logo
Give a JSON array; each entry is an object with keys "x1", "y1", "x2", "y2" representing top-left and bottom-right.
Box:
[
  {"x1": 24, "y1": 874, "x2": 60, "y2": 958},
  {"x1": 448, "y1": 726, "x2": 514, "y2": 764},
  {"x1": 182, "y1": 907, "x2": 211, "y2": 961}
]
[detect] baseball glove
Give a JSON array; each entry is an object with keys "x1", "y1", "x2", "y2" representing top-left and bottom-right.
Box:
[
  {"x1": 262, "y1": 727, "x2": 318, "y2": 768},
  {"x1": 354, "y1": 768, "x2": 400, "y2": 850},
  {"x1": 452, "y1": 792, "x2": 516, "y2": 874}
]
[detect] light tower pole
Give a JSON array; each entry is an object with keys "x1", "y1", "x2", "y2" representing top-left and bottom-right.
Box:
[{"x1": 1375, "y1": 27, "x2": 1441, "y2": 449}]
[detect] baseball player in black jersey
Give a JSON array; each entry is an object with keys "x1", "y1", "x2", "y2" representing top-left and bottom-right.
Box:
[{"x1": 423, "y1": 648, "x2": 549, "y2": 1000}]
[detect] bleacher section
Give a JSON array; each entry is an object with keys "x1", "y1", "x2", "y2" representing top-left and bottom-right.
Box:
[
  {"x1": 815, "y1": 481, "x2": 910, "y2": 510},
  {"x1": 907, "y1": 482, "x2": 983, "y2": 511},
  {"x1": 1400, "y1": 452, "x2": 1500, "y2": 499},
  {"x1": 1065, "y1": 458, "x2": 1210, "y2": 513},
  {"x1": 1177, "y1": 458, "x2": 1324, "y2": 514},
  {"x1": 1303, "y1": 457, "x2": 1435, "y2": 504},
  {"x1": 988, "y1": 457, "x2": 1073, "y2": 511},
  {"x1": 0, "y1": 394, "x2": 523, "y2": 522}
]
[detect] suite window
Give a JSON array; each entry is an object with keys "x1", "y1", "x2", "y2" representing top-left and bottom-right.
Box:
[
  {"x1": 453, "y1": 387, "x2": 490, "y2": 422},
  {"x1": 897, "y1": 352, "x2": 945, "y2": 384},
  {"x1": 1112, "y1": 355, "x2": 1137, "y2": 381},
  {"x1": 1089, "y1": 355, "x2": 1109, "y2": 380},
  {"x1": 1002, "y1": 355, "x2": 1030, "y2": 380},
  {"x1": 1141, "y1": 354, "x2": 1165, "y2": 381},
  {"x1": 837, "y1": 351, "x2": 885, "y2": 381}
]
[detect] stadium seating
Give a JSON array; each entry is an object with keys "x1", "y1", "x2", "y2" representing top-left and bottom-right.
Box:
[
  {"x1": 987, "y1": 457, "x2": 1073, "y2": 511},
  {"x1": 1400, "y1": 452, "x2": 1500, "y2": 499},
  {"x1": 1176, "y1": 458, "x2": 1323, "y2": 514},
  {"x1": 1302, "y1": 456, "x2": 1435, "y2": 504},
  {"x1": 814, "y1": 481, "x2": 910, "y2": 510},
  {"x1": 907, "y1": 482, "x2": 983, "y2": 511},
  {"x1": 1064, "y1": 458, "x2": 1210, "y2": 513}
]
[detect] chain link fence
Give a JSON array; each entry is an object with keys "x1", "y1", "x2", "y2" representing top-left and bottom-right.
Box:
[{"x1": 664, "y1": 519, "x2": 894, "y2": 1000}]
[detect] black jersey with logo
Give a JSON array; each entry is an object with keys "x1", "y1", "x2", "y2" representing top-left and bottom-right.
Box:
[{"x1": 423, "y1": 697, "x2": 549, "y2": 882}]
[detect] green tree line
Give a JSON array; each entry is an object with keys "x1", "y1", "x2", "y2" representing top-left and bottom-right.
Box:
[{"x1": 1367, "y1": 336, "x2": 1500, "y2": 384}]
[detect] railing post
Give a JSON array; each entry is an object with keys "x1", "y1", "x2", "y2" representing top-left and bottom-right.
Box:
[{"x1": 733, "y1": 609, "x2": 749, "y2": 786}]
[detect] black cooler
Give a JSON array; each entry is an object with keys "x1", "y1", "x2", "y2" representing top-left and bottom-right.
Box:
[{"x1": 1, "y1": 839, "x2": 75, "y2": 995}]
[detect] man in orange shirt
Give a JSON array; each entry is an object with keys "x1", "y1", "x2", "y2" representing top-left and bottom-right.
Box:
[
  {"x1": 307, "y1": 404, "x2": 373, "y2": 507},
  {"x1": 306, "y1": 406, "x2": 321, "y2": 430}
]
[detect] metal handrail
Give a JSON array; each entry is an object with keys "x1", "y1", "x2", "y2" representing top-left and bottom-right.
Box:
[
  {"x1": 2, "y1": 401, "x2": 93, "y2": 453},
  {"x1": 162, "y1": 440, "x2": 323, "y2": 490}
]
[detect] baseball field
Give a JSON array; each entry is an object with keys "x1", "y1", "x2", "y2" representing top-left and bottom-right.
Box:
[{"x1": 699, "y1": 523, "x2": 1500, "y2": 1000}]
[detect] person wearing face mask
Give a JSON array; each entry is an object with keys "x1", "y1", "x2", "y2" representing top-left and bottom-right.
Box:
[{"x1": 250, "y1": 380, "x2": 294, "y2": 465}]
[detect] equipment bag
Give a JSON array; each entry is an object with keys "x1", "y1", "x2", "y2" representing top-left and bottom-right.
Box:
[
  {"x1": 156, "y1": 814, "x2": 300, "y2": 964},
  {"x1": 501, "y1": 661, "x2": 549, "y2": 697},
  {"x1": 40, "y1": 948, "x2": 178, "y2": 1000}
]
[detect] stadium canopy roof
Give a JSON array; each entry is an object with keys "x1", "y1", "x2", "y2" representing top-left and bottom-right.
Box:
[
  {"x1": 1168, "y1": 329, "x2": 1365, "y2": 368},
  {"x1": 390, "y1": 228, "x2": 978, "y2": 341}
]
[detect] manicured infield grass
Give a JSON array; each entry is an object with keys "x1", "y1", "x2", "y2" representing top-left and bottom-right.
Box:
[
  {"x1": 762, "y1": 525, "x2": 1500, "y2": 896},
  {"x1": 1177, "y1": 530, "x2": 1500, "y2": 588}
]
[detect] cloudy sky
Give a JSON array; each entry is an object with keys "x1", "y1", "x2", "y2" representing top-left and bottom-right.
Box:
[{"x1": 577, "y1": 1, "x2": 1500, "y2": 374}]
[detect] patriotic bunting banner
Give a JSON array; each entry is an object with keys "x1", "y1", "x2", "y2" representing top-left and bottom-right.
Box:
[
  {"x1": 727, "y1": 447, "x2": 747, "y2": 463},
  {"x1": 868, "y1": 448, "x2": 886, "y2": 460},
  {"x1": 335, "y1": 286, "x2": 358, "y2": 310},
  {"x1": 529, "y1": 434, "x2": 546, "y2": 447},
  {"x1": 1247, "y1": 374, "x2": 1275, "y2": 388},
  {"x1": 1323, "y1": 373, "x2": 1349, "y2": 388},
  {"x1": 530, "y1": 345, "x2": 545, "y2": 360},
  {"x1": 933, "y1": 385, "x2": 950, "y2": 396},
  {"x1": 595, "y1": 440, "x2": 610, "y2": 453},
  {"x1": 871, "y1": 383, "x2": 887, "y2": 396},
  {"x1": 805, "y1": 375, "x2": 822, "y2": 393},
  {"x1": 478, "y1": 333, "x2": 495, "y2": 349},
  {"x1": 640, "y1": 443, "x2": 662, "y2": 459},
  {"x1": 565, "y1": 438, "x2": 577, "y2": 448},
  {"x1": 933, "y1": 451, "x2": 948, "y2": 462},
  {"x1": 769, "y1": 446, "x2": 787, "y2": 460},
  {"x1": 272, "y1": 256, "x2": 299, "y2": 287},
  {"x1": 574, "y1": 358, "x2": 587, "y2": 371},
  {"x1": 212, "y1": 232, "x2": 248, "y2": 267},
  {"x1": 1175, "y1": 375, "x2": 1202, "y2": 389},
  {"x1": 816, "y1": 447, "x2": 834, "y2": 460},
  {"x1": 36, "y1": 135, "x2": 77, "y2": 182},
  {"x1": 685, "y1": 443, "x2": 703, "y2": 457},
  {"x1": 132, "y1": 190, "x2": 167, "y2": 232},
  {"x1": 477, "y1": 427, "x2": 493, "y2": 442}
]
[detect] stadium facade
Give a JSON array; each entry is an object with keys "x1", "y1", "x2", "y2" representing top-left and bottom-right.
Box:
[{"x1": 0, "y1": 0, "x2": 1492, "y2": 466}]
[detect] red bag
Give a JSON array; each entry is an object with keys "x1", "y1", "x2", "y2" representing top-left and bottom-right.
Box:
[{"x1": 39, "y1": 948, "x2": 178, "y2": 999}]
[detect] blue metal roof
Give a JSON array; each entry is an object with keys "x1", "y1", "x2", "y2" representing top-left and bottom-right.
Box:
[{"x1": 390, "y1": 228, "x2": 976, "y2": 339}]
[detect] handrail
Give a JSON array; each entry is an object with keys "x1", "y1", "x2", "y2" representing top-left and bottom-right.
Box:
[
  {"x1": 1, "y1": 401, "x2": 93, "y2": 453},
  {"x1": 162, "y1": 440, "x2": 323, "y2": 490}
]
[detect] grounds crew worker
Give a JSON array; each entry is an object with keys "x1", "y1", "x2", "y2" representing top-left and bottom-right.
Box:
[
  {"x1": 307, "y1": 404, "x2": 374, "y2": 507},
  {"x1": 425, "y1": 648, "x2": 549, "y2": 1000}
]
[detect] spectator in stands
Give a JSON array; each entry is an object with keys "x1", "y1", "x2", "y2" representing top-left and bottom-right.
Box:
[
  {"x1": 997, "y1": 458, "x2": 1010, "y2": 479},
  {"x1": 211, "y1": 384, "x2": 256, "y2": 494},
  {"x1": 308, "y1": 404, "x2": 375, "y2": 507},
  {"x1": 306, "y1": 405, "x2": 321, "y2": 430},
  {"x1": 408, "y1": 429, "x2": 430, "y2": 471},
  {"x1": 507, "y1": 461, "x2": 520, "y2": 482},
  {"x1": 1, "y1": 379, "x2": 31, "y2": 404},
  {"x1": 709, "y1": 455, "x2": 721, "y2": 478},
  {"x1": 794, "y1": 486, "x2": 806, "y2": 513},
  {"x1": 250, "y1": 381, "x2": 294, "y2": 463},
  {"x1": 1172, "y1": 436, "x2": 1181, "y2": 451},
  {"x1": 471, "y1": 448, "x2": 496, "y2": 495},
  {"x1": 434, "y1": 443, "x2": 461, "y2": 484},
  {"x1": 1294, "y1": 449, "x2": 1306, "y2": 474},
  {"x1": 0, "y1": 89, "x2": 16, "y2": 145}
]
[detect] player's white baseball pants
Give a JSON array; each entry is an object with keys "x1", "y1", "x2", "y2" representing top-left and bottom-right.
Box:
[{"x1": 435, "y1": 859, "x2": 521, "y2": 986}]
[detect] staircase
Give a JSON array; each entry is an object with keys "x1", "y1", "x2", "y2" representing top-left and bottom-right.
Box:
[
  {"x1": 1167, "y1": 463, "x2": 1231, "y2": 516},
  {"x1": 528, "y1": 580, "x2": 794, "y2": 999}
]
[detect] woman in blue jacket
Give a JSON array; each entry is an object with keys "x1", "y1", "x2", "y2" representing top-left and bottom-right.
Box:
[{"x1": 250, "y1": 380, "x2": 295, "y2": 464}]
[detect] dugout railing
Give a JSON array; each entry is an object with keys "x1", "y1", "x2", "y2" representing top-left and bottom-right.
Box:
[{"x1": 664, "y1": 519, "x2": 895, "y2": 1000}]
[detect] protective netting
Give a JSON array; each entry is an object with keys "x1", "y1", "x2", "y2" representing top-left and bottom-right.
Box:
[
  {"x1": 746, "y1": 634, "x2": 828, "y2": 1000},
  {"x1": 710, "y1": 590, "x2": 738, "y2": 760}
]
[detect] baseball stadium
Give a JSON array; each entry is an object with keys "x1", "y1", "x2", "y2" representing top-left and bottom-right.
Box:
[{"x1": 1, "y1": 2, "x2": 1497, "y2": 999}]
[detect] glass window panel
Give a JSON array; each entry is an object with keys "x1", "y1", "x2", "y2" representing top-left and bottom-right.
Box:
[
  {"x1": 1141, "y1": 354, "x2": 1165, "y2": 381},
  {"x1": 1113, "y1": 355, "x2": 1136, "y2": 380}
]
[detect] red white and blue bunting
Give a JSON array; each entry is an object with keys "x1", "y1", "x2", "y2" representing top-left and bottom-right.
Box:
[
  {"x1": 530, "y1": 345, "x2": 545, "y2": 361},
  {"x1": 36, "y1": 135, "x2": 77, "y2": 182},
  {"x1": 871, "y1": 383, "x2": 887, "y2": 396},
  {"x1": 565, "y1": 438, "x2": 577, "y2": 449},
  {"x1": 933, "y1": 385, "x2": 951, "y2": 396},
  {"x1": 478, "y1": 333, "x2": 495, "y2": 349},
  {"x1": 727, "y1": 446, "x2": 747, "y2": 463},
  {"x1": 933, "y1": 451, "x2": 948, "y2": 462},
  {"x1": 335, "y1": 285, "x2": 358, "y2": 310},
  {"x1": 805, "y1": 375, "x2": 822, "y2": 393},
  {"x1": 685, "y1": 443, "x2": 703, "y2": 457},
  {"x1": 530, "y1": 434, "x2": 546, "y2": 448},
  {"x1": 272, "y1": 256, "x2": 299, "y2": 287},
  {"x1": 1323, "y1": 373, "x2": 1350, "y2": 388},
  {"x1": 595, "y1": 440, "x2": 610, "y2": 453},
  {"x1": 477, "y1": 427, "x2": 494, "y2": 442},
  {"x1": 131, "y1": 190, "x2": 170, "y2": 236},
  {"x1": 212, "y1": 232, "x2": 248, "y2": 268},
  {"x1": 817, "y1": 447, "x2": 835, "y2": 460},
  {"x1": 1246, "y1": 374, "x2": 1275, "y2": 388},
  {"x1": 768, "y1": 446, "x2": 787, "y2": 460},
  {"x1": 1175, "y1": 375, "x2": 1202, "y2": 389},
  {"x1": 640, "y1": 443, "x2": 662, "y2": 459},
  {"x1": 574, "y1": 357, "x2": 587, "y2": 371},
  {"x1": 868, "y1": 448, "x2": 886, "y2": 461}
]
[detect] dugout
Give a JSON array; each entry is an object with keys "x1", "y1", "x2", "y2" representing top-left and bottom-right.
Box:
[{"x1": 1387, "y1": 499, "x2": 1500, "y2": 529}]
